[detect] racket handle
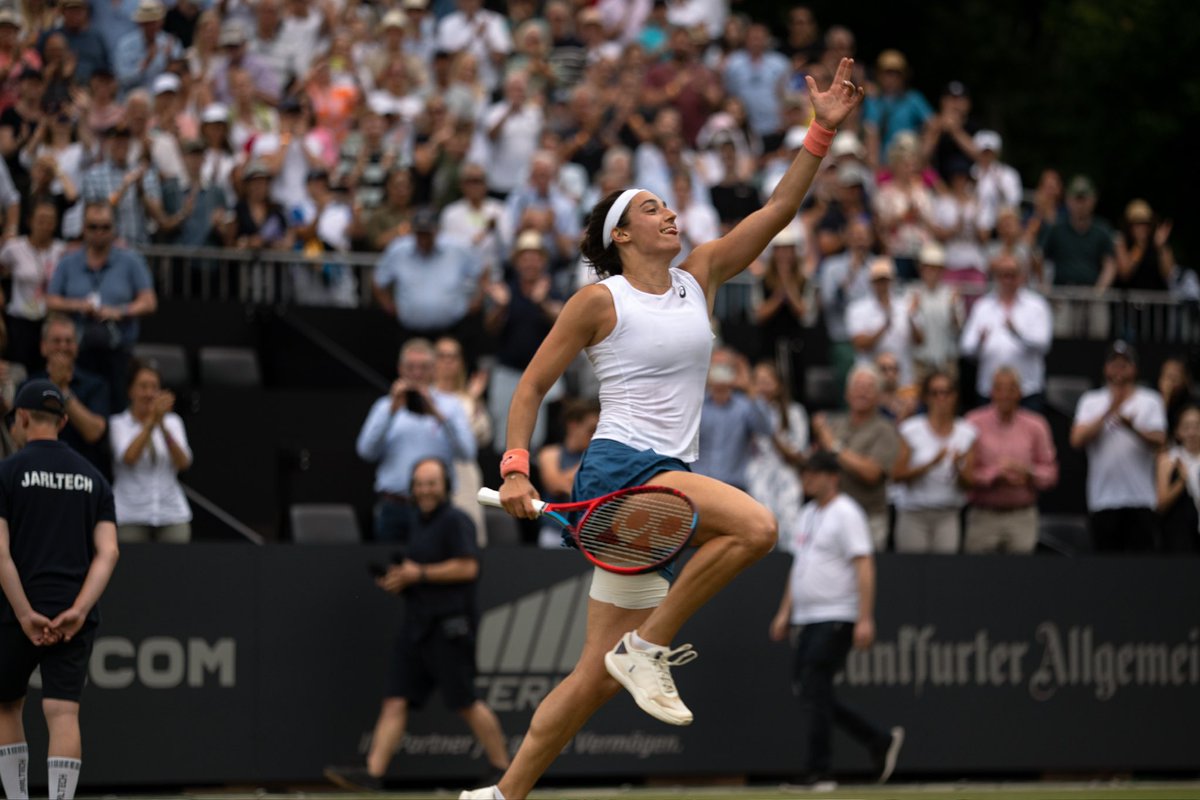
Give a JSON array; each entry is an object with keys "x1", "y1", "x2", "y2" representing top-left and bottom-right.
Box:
[{"x1": 476, "y1": 487, "x2": 547, "y2": 513}]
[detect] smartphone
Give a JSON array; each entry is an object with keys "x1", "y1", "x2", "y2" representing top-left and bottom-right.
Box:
[{"x1": 405, "y1": 390, "x2": 429, "y2": 415}]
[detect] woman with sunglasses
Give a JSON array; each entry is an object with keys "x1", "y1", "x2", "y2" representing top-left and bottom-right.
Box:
[{"x1": 891, "y1": 370, "x2": 975, "y2": 553}]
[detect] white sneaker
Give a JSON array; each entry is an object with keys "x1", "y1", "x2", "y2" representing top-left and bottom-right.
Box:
[
  {"x1": 877, "y1": 726, "x2": 904, "y2": 783},
  {"x1": 458, "y1": 787, "x2": 499, "y2": 800},
  {"x1": 604, "y1": 631, "x2": 697, "y2": 726}
]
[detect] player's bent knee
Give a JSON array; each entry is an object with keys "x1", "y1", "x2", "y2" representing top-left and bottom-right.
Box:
[{"x1": 743, "y1": 505, "x2": 778, "y2": 556}]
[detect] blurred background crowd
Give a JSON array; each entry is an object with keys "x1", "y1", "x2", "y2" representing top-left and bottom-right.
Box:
[{"x1": 0, "y1": 0, "x2": 1194, "y2": 553}]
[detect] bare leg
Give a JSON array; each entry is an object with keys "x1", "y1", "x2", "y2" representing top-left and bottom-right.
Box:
[
  {"x1": 365, "y1": 698, "x2": 407, "y2": 778},
  {"x1": 497, "y1": 600, "x2": 652, "y2": 800},
  {"x1": 43, "y1": 700, "x2": 81, "y2": 760},
  {"x1": 636, "y1": 471, "x2": 777, "y2": 644},
  {"x1": 0, "y1": 699, "x2": 24, "y2": 745},
  {"x1": 458, "y1": 701, "x2": 510, "y2": 770}
]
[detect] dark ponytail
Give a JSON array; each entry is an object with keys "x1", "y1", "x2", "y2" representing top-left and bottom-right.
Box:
[{"x1": 580, "y1": 190, "x2": 630, "y2": 279}]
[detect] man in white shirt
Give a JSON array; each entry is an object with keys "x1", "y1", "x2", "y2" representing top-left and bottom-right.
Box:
[
  {"x1": 959, "y1": 253, "x2": 1052, "y2": 408},
  {"x1": 481, "y1": 73, "x2": 544, "y2": 197},
  {"x1": 435, "y1": 0, "x2": 511, "y2": 93},
  {"x1": 971, "y1": 130, "x2": 1022, "y2": 234},
  {"x1": 1069, "y1": 341, "x2": 1166, "y2": 551},
  {"x1": 846, "y1": 257, "x2": 915, "y2": 387},
  {"x1": 440, "y1": 164, "x2": 506, "y2": 282},
  {"x1": 769, "y1": 451, "x2": 903, "y2": 788}
]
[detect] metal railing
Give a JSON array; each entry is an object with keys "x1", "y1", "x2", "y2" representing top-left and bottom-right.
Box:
[{"x1": 140, "y1": 244, "x2": 1199, "y2": 345}]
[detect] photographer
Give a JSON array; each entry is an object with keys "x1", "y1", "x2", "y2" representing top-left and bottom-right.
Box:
[
  {"x1": 324, "y1": 457, "x2": 509, "y2": 792},
  {"x1": 356, "y1": 339, "x2": 476, "y2": 542}
]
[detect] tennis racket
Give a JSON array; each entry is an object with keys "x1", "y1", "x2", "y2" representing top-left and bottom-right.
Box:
[{"x1": 477, "y1": 486, "x2": 698, "y2": 574}]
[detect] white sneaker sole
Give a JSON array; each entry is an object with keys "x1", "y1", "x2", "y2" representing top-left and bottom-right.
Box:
[{"x1": 604, "y1": 651, "x2": 693, "y2": 726}]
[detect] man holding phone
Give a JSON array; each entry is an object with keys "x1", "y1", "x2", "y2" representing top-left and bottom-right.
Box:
[{"x1": 356, "y1": 339, "x2": 476, "y2": 542}]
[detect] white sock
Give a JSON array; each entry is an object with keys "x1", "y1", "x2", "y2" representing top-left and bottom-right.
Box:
[
  {"x1": 0, "y1": 743, "x2": 28, "y2": 799},
  {"x1": 47, "y1": 758, "x2": 80, "y2": 800},
  {"x1": 631, "y1": 630, "x2": 665, "y2": 651}
]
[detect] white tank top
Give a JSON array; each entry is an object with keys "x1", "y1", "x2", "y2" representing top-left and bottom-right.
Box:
[{"x1": 587, "y1": 267, "x2": 713, "y2": 462}]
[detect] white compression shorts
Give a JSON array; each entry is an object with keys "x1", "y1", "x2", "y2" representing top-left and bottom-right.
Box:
[{"x1": 588, "y1": 566, "x2": 670, "y2": 609}]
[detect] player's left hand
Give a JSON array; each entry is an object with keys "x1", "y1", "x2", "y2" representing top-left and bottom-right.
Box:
[
  {"x1": 807, "y1": 58, "x2": 865, "y2": 131},
  {"x1": 49, "y1": 607, "x2": 86, "y2": 643}
]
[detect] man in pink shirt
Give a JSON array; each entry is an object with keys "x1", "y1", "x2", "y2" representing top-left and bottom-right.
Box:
[{"x1": 963, "y1": 366, "x2": 1059, "y2": 553}]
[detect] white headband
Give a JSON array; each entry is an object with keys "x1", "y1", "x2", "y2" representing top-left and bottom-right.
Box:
[{"x1": 602, "y1": 188, "x2": 647, "y2": 249}]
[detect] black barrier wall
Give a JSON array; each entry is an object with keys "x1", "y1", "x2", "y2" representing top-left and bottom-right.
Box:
[{"x1": 20, "y1": 546, "x2": 1200, "y2": 787}]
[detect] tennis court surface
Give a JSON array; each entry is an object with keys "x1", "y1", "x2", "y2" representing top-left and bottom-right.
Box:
[{"x1": 154, "y1": 783, "x2": 1200, "y2": 800}]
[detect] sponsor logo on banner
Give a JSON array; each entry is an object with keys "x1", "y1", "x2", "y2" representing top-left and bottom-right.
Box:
[
  {"x1": 30, "y1": 637, "x2": 237, "y2": 691},
  {"x1": 842, "y1": 623, "x2": 1200, "y2": 701}
]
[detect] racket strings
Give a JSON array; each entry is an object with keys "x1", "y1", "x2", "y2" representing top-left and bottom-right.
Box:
[{"x1": 578, "y1": 492, "x2": 694, "y2": 568}]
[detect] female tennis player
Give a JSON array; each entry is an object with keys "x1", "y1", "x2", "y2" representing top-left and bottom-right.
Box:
[{"x1": 462, "y1": 59, "x2": 864, "y2": 800}]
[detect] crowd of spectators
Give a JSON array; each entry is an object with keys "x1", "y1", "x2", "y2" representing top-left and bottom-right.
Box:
[{"x1": 0, "y1": 0, "x2": 1191, "y2": 553}]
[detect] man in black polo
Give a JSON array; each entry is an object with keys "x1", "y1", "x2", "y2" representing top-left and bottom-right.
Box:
[
  {"x1": 326, "y1": 457, "x2": 508, "y2": 792},
  {"x1": 0, "y1": 380, "x2": 119, "y2": 800}
]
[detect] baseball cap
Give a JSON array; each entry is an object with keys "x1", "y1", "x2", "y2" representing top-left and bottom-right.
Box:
[
  {"x1": 218, "y1": 22, "x2": 247, "y2": 47},
  {"x1": 1068, "y1": 175, "x2": 1096, "y2": 198},
  {"x1": 707, "y1": 364, "x2": 736, "y2": 385},
  {"x1": 783, "y1": 125, "x2": 808, "y2": 150},
  {"x1": 943, "y1": 80, "x2": 969, "y2": 98},
  {"x1": 1107, "y1": 340, "x2": 1137, "y2": 365},
  {"x1": 381, "y1": 9, "x2": 407, "y2": 29},
  {"x1": 869, "y1": 257, "x2": 896, "y2": 281},
  {"x1": 1125, "y1": 198, "x2": 1153, "y2": 224},
  {"x1": 13, "y1": 379, "x2": 67, "y2": 417},
  {"x1": 152, "y1": 72, "x2": 181, "y2": 95},
  {"x1": 131, "y1": 0, "x2": 165, "y2": 23},
  {"x1": 830, "y1": 130, "x2": 866, "y2": 160},
  {"x1": 876, "y1": 49, "x2": 907, "y2": 73},
  {"x1": 401, "y1": 0, "x2": 427, "y2": 8},
  {"x1": 801, "y1": 450, "x2": 841, "y2": 473},
  {"x1": 918, "y1": 242, "x2": 946, "y2": 267},
  {"x1": 412, "y1": 207, "x2": 439, "y2": 232},
  {"x1": 973, "y1": 130, "x2": 1002, "y2": 153},
  {"x1": 0, "y1": 9, "x2": 21, "y2": 27},
  {"x1": 514, "y1": 229, "x2": 546, "y2": 254},
  {"x1": 200, "y1": 103, "x2": 229, "y2": 125}
]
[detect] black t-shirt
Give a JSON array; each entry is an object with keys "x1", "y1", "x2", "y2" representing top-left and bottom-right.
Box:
[
  {"x1": 0, "y1": 106, "x2": 36, "y2": 188},
  {"x1": 710, "y1": 181, "x2": 761, "y2": 226},
  {"x1": 0, "y1": 439, "x2": 116, "y2": 624},
  {"x1": 404, "y1": 502, "x2": 480, "y2": 626}
]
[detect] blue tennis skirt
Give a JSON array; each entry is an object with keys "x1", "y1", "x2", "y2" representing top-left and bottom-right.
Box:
[{"x1": 565, "y1": 438, "x2": 692, "y2": 578}]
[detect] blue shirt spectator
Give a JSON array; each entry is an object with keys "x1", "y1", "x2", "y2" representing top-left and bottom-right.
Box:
[
  {"x1": 373, "y1": 212, "x2": 483, "y2": 332},
  {"x1": 113, "y1": 0, "x2": 182, "y2": 95},
  {"x1": 41, "y1": 0, "x2": 112, "y2": 85},
  {"x1": 692, "y1": 365, "x2": 773, "y2": 491},
  {"x1": 862, "y1": 50, "x2": 933, "y2": 165},
  {"x1": 722, "y1": 24, "x2": 790, "y2": 137},
  {"x1": 48, "y1": 246, "x2": 154, "y2": 347}
]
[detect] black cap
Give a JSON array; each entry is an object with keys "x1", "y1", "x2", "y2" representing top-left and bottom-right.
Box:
[
  {"x1": 1107, "y1": 340, "x2": 1137, "y2": 365},
  {"x1": 19, "y1": 67, "x2": 44, "y2": 82},
  {"x1": 13, "y1": 379, "x2": 67, "y2": 417},
  {"x1": 412, "y1": 207, "x2": 438, "y2": 232},
  {"x1": 279, "y1": 95, "x2": 303, "y2": 114},
  {"x1": 801, "y1": 450, "x2": 841, "y2": 473}
]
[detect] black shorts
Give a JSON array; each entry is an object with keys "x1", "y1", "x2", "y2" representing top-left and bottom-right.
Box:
[
  {"x1": 0, "y1": 622, "x2": 97, "y2": 703},
  {"x1": 387, "y1": 618, "x2": 478, "y2": 711}
]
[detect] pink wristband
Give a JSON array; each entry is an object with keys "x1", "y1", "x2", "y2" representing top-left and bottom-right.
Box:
[
  {"x1": 803, "y1": 122, "x2": 836, "y2": 159},
  {"x1": 500, "y1": 448, "x2": 530, "y2": 478}
]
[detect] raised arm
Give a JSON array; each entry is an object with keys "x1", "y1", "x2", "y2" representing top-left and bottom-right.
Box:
[{"x1": 685, "y1": 59, "x2": 865, "y2": 295}]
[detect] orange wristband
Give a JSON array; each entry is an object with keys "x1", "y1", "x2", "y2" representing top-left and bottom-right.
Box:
[
  {"x1": 500, "y1": 448, "x2": 530, "y2": 478},
  {"x1": 803, "y1": 121, "x2": 836, "y2": 159}
]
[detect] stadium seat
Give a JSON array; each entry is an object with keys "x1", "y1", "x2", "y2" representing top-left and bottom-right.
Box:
[
  {"x1": 132, "y1": 343, "x2": 189, "y2": 389},
  {"x1": 1044, "y1": 376, "x2": 1092, "y2": 417},
  {"x1": 289, "y1": 503, "x2": 362, "y2": 544},
  {"x1": 198, "y1": 346, "x2": 262, "y2": 387},
  {"x1": 484, "y1": 506, "x2": 522, "y2": 547},
  {"x1": 1037, "y1": 513, "x2": 1092, "y2": 556},
  {"x1": 805, "y1": 366, "x2": 839, "y2": 410}
]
